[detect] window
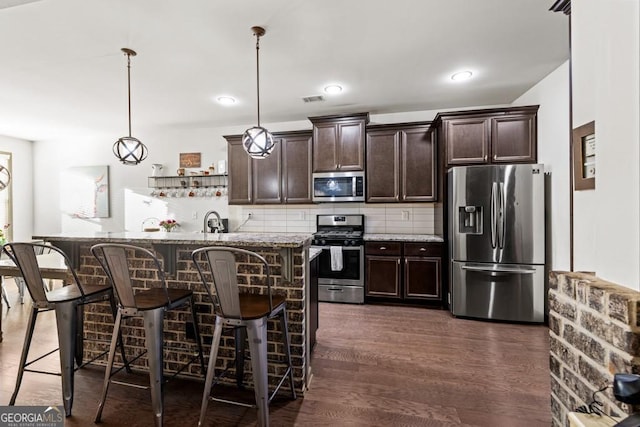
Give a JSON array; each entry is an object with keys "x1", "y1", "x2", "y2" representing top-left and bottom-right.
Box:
[{"x1": 0, "y1": 151, "x2": 12, "y2": 240}]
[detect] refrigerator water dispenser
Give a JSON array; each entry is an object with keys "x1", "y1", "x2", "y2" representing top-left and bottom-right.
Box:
[{"x1": 459, "y1": 206, "x2": 483, "y2": 234}]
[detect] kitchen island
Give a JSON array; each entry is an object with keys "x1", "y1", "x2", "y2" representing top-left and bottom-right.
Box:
[{"x1": 34, "y1": 231, "x2": 315, "y2": 393}]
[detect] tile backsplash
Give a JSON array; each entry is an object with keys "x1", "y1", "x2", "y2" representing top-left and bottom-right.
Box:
[{"x1": 229, "y1": 203, "x2": 443, "y2": 235}]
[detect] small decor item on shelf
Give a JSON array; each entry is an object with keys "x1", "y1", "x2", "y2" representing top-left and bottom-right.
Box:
[
  {"x1": 159, "y1": 219, "x2": 179, "y2": 232},
  {"x1": 0, "y1": 223, "x2": 10, "y2": 245}
]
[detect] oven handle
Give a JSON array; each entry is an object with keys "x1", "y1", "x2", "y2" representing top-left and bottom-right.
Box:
[
  {"x1": 316, "y1": 246, "x2": 363, "y2": 251},
  {"x1": 326, "y1": 288, "x2": 344, "y2": 292}
]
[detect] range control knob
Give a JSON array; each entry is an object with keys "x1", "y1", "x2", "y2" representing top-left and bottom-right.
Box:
[
  {"x1": 321, "y1": 239, "x2": 327, "y2": 246},
  {"x1": 344, "y1": 240, "x2": 349, "y2": 246}
]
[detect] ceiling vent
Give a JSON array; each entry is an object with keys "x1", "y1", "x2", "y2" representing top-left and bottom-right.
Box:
[{"x1": 302, "y1": 95, "x2": 325, "y2": 103}]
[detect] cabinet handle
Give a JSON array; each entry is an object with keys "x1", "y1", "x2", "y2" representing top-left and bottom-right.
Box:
[
  {"x1": 379, "y1": 246, "x2": 387, "y2": 250},
  {"x1": 397, "y1": 259, "x2": 400, "y2": 265},
  {"x1": 419, "y1": 247, "x2": 426, "y2": 251},
  {"x1": 483, "y1": 154, "x2": 488, "y2": 161},
  {"x1": 493, "y1": 154, "x2": 497, "y2": 160}
]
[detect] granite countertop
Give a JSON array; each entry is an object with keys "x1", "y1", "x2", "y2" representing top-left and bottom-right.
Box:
[
  {"x1": 364, "y1": 234, "x2": 444, "y2": 243},
  {"x1": 34, "y1": 231, "x2": 313, "y2": 248},
  {"x1": 309, "y1": 247, "x2": 322, "y2": 261}
]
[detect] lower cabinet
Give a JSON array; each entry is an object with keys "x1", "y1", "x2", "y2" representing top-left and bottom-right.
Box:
[{"x1": 365, "y1": 241, "x2": 442, "y2": 304}]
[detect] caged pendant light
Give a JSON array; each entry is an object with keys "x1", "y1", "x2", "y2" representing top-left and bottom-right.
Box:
[
  {"x1": 113, "y1": 48, "x2": 148, "y2": 165},
  {"x1": 242, "y1": 26, "x2": 275, "y2": 159}
]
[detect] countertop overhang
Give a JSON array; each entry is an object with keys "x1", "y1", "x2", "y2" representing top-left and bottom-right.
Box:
[{"x1": 34, "y1": 231, "x2": 313, "y2": 248}]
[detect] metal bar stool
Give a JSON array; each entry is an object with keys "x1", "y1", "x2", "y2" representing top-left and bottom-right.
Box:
[
  {"x1": 3, "y1": 242, "x2": 127, "y2": 417},
  {"x1": 91, "y1": 243, "x2": 205, "y2": 427},
  {"x1": 192, "y1": 246, "x2": 296, "y2": 427}
]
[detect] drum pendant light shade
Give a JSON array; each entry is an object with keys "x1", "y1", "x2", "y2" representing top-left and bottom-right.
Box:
[
  {"x1": 242, "y1": 26, "x2": 275, "y2": 160},
  {"x1": 113, "y1": 48, "x2": 148, "y2": 165}
]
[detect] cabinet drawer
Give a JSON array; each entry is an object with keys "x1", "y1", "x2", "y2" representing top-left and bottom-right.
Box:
[
  {"x1": 404, "y1": 242, "x2": 443, "y2": 257},
  {"x1": 365, "y1": 241, "x2": 402, "y2": 256}
]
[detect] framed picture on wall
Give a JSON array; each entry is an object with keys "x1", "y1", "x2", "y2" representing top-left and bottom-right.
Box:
[
  {"x1": 572, "y1": 121, "x2": 595, "y2": 191},
  {"x1": 179, "y1": 152, "x2": 201, "y2": 168}
]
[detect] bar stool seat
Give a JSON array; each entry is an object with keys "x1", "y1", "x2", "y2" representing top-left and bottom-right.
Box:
[
  {"x1": 192, "y1": 247, "x2": 296, "y2": 427},
  {"x1": 133, "y1": 287, "x2": 194, "y2": 310},
  {"x1": 239, "y1": 294, "x2": 286, "y2": 320},
  {"x1": 3, "y1": 242, "x2": 127, "y2": 417}
]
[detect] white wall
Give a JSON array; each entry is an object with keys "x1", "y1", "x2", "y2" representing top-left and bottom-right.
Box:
[
  {"x1": 512, "y1": 61, "x2": 571, "y2": 271},
  {"x1": 0, "y1": 135, "x2": 33, "y2": 241},
  {"x1": 33, "y1": 107, "x2": 504, "y2": 237},
  {"x1": 572, "y1": 0, "x2": 640, "y2": 289}
]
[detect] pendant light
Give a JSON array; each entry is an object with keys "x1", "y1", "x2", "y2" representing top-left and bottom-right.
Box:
[
  {"x1": 113, "y1": 48, "x2": 148, "y2": 165},
  {"x1": 0, "y1": 165, "x2": 10, "y2": 191},
  {"x1": 242, "y1": 26, "x2": 275, "y2": 160}
]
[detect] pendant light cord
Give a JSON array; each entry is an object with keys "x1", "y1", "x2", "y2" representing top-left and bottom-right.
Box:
[
  {"x1": 126, "y1": 51, "x2": 132, "y2": 137},
  {"x1": 255, "y1": 33, "x2": 261, "y2": 127}
]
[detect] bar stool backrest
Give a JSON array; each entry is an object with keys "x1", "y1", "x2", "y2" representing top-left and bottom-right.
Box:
[
  {"x1": 191, "y1": 246, "x2": 273, "y2": 320},
  {"x1": 2, "y1": 242, "x2": 80, "y2": 307},
  {"x1": 91, "y1": 243, "x2": 170, "y2": 310}
]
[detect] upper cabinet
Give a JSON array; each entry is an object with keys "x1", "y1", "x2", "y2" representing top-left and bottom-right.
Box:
[
  {"x1": 434, "y1": 105, "x2": 539, "y2": 167},
  {"x1": 310, "y1": 112, "x2": 369, "y2": 172},
  {"x1": 366, "y1": 122, "x2": 437, "y2": 202},
  {"x1": 225, "y1": 131, "x2": 312, "y2": 205}
]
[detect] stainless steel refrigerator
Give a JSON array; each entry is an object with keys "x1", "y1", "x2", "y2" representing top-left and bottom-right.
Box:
[{"x1": 448, "y1": 164, "x2": 545, "y2": 323}]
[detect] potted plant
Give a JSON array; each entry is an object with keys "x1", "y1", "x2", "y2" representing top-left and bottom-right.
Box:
[{"x1": 159, "y1": 219, "x2": 179, "y2": 232}]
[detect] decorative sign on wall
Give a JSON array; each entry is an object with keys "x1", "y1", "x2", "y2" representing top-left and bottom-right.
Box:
[
  {"x1": 179, "y1": 152, "x2": 201, "y2": 168},
  {"x1": 61, "y1": 166, "x2": 110, "y2": 218}
]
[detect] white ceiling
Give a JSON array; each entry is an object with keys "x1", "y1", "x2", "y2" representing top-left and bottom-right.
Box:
[{"x1": 0, "y1": 0, "x2": 569, "y2": 142}]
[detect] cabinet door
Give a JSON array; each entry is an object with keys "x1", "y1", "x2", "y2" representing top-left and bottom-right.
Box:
[
  {"x1": 366, "y1": 129, "x2": 400, "y2": 202},
  {"x1": 227, "y1": 137, "x2": 253, "y2": 205},
  {"x1": 402, "y1": 126, "x2": 436, "y2": 202},
  {"x1": 444, "y1": 117, "x2": 490, "y2": 166},
  {"x1": 282, "y1": 133, "x2": 312, "y2": 203},
  {"x1": 252, "y1": 141, "x2": 282, "y2": 204},
  {"x1": 366, "y1": 255, "x2": 401, "y2": 298},
  {"x1": 491, "y1": 113, "x2": 537, "y2": 163},
  {"x1": 337, "y1": 121, "x2": 365, "y2": 171},
  {"x1": 312, "y1": 123, "x2": 339, "y2": 172},
  {"x1": 404, "y1": 256, "x2": 441, "y2": 300}
]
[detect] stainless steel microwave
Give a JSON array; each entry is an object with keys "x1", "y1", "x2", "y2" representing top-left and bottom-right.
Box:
[{"x1": 312, "y1": 171, "x2": 365, "y2": 202}]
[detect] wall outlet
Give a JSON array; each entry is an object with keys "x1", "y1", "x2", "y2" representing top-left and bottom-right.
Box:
[
  {"x1": 402, "y1": 210, "x2": 410, "y2": 221},
  {"x1": 299, "y1": 211, "x2": 305, "y2": 220},
  {"x1": 191, "y1": 211, "x2": 198, "y2": 220},
  {"x1": 247, "y1": 212, "x2": 253, "y2": 219}
]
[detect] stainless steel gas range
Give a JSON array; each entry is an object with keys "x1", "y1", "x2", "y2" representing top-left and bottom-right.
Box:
[{"x1": 312, "y1": 214, "x2": 365, "y2": 304}]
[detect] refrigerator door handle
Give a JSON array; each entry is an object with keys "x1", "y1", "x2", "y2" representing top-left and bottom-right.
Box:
[
  {"x1": 498, "y1": 182, "x2": 506, "y2": 249},
  {"x1": 490, "y1": 182, "x2": 497, "y2": 248},
  {"x1": 461, "y1": 265, "x2": 536, "y2": 275}
]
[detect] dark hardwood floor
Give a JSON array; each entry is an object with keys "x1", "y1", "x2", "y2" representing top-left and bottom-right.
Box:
[{"x1": 1, "y1": 281, "x2": 551, "y2": 426}]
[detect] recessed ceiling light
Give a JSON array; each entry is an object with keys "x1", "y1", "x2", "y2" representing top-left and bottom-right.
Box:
[
  {"x1": 216, "y1": 96, "x2": 236, "y2": 105},
  {"x1": 324, "y1": 85, "x2": 343, "y2": 94},
  {"x1": 451, "y1": 71, "x2": 473, "y2": 81}
]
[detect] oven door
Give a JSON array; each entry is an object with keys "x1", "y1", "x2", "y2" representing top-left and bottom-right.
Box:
[{"x1": 315, "y1": 245, "x2": 364, "y2": 286}]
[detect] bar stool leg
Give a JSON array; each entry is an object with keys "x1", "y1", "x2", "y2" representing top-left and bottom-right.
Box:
[
  {"x1": 278, "y1": 309, "x2": 296, "y2": 400},
  {"x1": 198, "y1": 316, "x2": 223, "y2": 427},
  {"x1": 234, "y1": 326, "x2": 247, "y2": 388},
  {"x1": 143, "y1": 308, "x2": 165, "y2": 427},
  {"x1": 108, "y1": 294, "x2": 131, "y2": 373},
  {"x1": 1, "y1": 283, "x2": 9, "y2": 308},
  {"x1": 10, "y1": 307, "x2": 38, "y2": 405},
  {"x1": 247, "y1": 317, "x2": 269, "y2": 427},
  {"x1": 189, "y1": 296, "x2": 206, "y2": 374},
  {"x1": 55, "y1": 301, "x2": 78, "y2": 417},
  {"x1": 95, "y1": 309, "x2": 122, "y2": 423}
]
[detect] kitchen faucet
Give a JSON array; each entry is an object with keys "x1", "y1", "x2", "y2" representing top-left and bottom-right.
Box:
[{"x1": 203, "y1": 210, "x2": 225, "y2": 233}]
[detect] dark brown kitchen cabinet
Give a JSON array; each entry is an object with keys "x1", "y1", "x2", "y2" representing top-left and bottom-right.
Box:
[
  {"x1": 435, "y1": 105, "x2": 538, "y2": 167},
  {"x1": 226, "y1": 131, "x2": 312, "y2": 205},
  {"x1": 403, "y1": 243, "x2": 442, "y2": 300},
  {"x1": 366, "y1": 122, "x2": 436, "y2": 203},
  {"x1": 310, "y1": 112, "x2": 369, "y2": 172},
  {"x1": 365, "y1": 242, "x2": 402, "y2": 298},
  {"x1": 226, "y1": 136, "x2": 252, "y2": 205},
  {"x1": 281, "y1": 132, "x2": 313, "y2": 203},
  {"x1": 365, "y1": 241, "x2": 442, "y2": 304}
]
